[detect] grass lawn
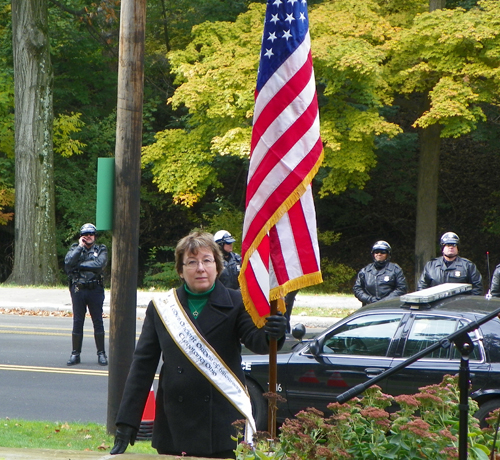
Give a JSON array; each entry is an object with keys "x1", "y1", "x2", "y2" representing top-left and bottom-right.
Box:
[
  {"x1": 292, "y1": 306, "x2": 357, "y2": 318},
  {"x1": 0, "y1": 418, "x2": 156, "y2": 455}
]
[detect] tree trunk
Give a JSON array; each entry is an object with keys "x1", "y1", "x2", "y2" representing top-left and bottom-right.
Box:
[
  {"x1": 8, "y1": 0, "x2": 58, "y2": 285},
  {"x1": 160, "y1": 0, "x2": 171, "y2": 52},
  {"x1": 414, "y1": 122, "x2": 441, "y2": 287},
  {"x1": 429, "y1": 0, "x2": 446, "y2": 11},
  {"x1": 413, "y1": 0, "x2": 447, "y2": 288}
]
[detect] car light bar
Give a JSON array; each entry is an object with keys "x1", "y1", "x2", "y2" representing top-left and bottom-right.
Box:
[{"x1": 400, "y1": 283, "x2": 472, "y2": 304}]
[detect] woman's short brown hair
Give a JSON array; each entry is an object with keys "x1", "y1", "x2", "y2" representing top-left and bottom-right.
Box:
[{"x1": 175, "y1": 231, "x2": 224, "y2": 276}]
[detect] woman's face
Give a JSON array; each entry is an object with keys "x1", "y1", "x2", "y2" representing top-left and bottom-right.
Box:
[{"x1": 181, "y1": 248, "x2": 218, "y2": 294}]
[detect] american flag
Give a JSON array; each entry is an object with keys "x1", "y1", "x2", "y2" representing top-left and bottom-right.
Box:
[{"x1": 239, "y1": 0, "x2": 323, "y2": 327}]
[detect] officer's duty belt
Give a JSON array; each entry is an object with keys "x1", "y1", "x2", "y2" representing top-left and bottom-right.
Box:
[{"x1": 74, "y1": 279, "x2": 102, "y2": 290}]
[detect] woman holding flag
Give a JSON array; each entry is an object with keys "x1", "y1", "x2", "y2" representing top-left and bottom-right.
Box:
[{"x1": 110, "y1": 231, "x2": 287, "y2": 458}]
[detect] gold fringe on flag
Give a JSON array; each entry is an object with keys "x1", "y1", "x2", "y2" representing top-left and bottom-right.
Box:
[{"x1": 239, "y1": 150, "x2": 324, "y2": 328}]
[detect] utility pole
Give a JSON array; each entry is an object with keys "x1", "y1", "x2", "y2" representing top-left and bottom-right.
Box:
[{"x1": 107, "y1": 0, "x2": 146, "y2": 434}]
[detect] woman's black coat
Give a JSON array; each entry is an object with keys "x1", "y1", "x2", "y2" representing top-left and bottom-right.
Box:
[{"x1": 115, "y1": 280, "x2": 276, "y2": 456}]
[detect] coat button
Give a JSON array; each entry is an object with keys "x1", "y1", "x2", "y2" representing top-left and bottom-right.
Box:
[
  {"x1": 204, "y1": 396, "x2": 210, "y2": 402},
  {"x1": 177, "y1": 367, "x2": 183, "y2": 374},
  {"x1": 178, "y1": 396, "x2": 183, "y2": 402}
]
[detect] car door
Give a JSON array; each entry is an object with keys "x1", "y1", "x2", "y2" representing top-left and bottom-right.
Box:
[
  {"x1": 285, "y1": 312, "x2": 405, "y2": 417},
  {"x1": 386, "y1": 314, "x2": 489, "y2": 397}
]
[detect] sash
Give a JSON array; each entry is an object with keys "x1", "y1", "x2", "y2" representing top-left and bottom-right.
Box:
[{"x1": 153, "y1": 289, "x2": 257, "y2": 443}]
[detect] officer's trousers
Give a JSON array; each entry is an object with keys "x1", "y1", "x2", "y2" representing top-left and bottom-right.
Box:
[{"x1": 69, "y1": 284, "x2": 105, "y2": 335}]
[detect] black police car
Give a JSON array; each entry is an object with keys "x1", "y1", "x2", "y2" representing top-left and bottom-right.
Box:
[{"x1": 242, "y1": 284, "x2": 500, "y2": 430}]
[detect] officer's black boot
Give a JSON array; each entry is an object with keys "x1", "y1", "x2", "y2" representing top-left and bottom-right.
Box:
[
  {"x1": 95, "y1": 332, "x2": 108, "y2": 366},
  {"x1": 67, "y1": 333, "x2": 83, "y2": 366}
]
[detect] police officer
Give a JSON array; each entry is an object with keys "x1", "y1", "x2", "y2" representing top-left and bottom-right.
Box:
[
  {"x1": 417, "y1": 232, "x2": 483, "y2": 295},
  {"x1": 214, "y1": 230, "x2": 242, "y2": 290},
  {"x1": 64, "y1": 223, "x2": 108, "y2": 366},
  {"x1": 490, "y1": 264, "x2": 500, "y2": 297},
  {"x1": 353, "y1": 241, "x2": 407, "y2": 306}
]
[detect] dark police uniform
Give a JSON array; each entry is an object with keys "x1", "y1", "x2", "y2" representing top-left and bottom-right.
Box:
[
  {"x1": 64, "y1": 233, "x2": 108, "y2": 367},
  {"x1": 491, "y1": 264, "x2": 500, "y2": 297},
  {"x1": 353, "y1": 262, "x2": 407, "y2": 306},
  {"x1": 417, "y1": 256, "x2": 483, "y2": 295},
  {"x1": 65, "y1": 242, "x2": 108, "y2": 335},
  {"x1": 218, "y1": 251, "x2": 242, "y2": 290}
]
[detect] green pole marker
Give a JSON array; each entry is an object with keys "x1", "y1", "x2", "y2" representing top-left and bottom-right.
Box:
[{"x1": 96, "y1": 157, "x2": 115, "y2": 231}]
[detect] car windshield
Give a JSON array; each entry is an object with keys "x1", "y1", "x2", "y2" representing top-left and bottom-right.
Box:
[{"x1": 322, "y1": 313, "x2": 403, "y2": 357}]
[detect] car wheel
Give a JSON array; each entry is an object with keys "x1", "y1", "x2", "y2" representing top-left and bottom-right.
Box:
[
  {"x1": 475, "y1": 399, "x2": 500, "y2": 427},
  {"x1": 247, "y1": 378, "x2": 268, "y2": 431}
]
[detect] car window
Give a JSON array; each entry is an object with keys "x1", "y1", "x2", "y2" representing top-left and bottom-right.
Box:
[
  {"x1": 403, "y1": 316, "x2": 481, "y2": 360},
  {"x1": 450, "y1": 319, "x2": 481, "y2": 361},
  {"x1": 322, "y1": 313, "x2": 403, "y2": 357}
]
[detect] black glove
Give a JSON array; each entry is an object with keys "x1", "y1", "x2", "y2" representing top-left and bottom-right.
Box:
[
  {"x1": 264, "y1": 312, "x2": 287, "y2": 339},
  {"x1": 110, "y1": 424, "x2": 137, "y2": 455}
]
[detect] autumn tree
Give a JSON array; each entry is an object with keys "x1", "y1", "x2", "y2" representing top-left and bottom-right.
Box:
[
  {"x1": 8, "y1": 0, "x2": 59, "y2": 285},
  {"x1": 385, "y1": 0, "x2": 500, "y2": 282},
  {"x1": 308, "y1": 0, "x2": 401, "y2": 196},
  {"x1": 142, "y1": 1, "x2": 401, "y2": 207}
]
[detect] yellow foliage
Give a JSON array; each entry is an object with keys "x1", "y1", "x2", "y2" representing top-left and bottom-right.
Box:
[
  {"x1": 0, "y1": 186, "x2": 14, "y2": 225},
  {"x1": 415, "y1": 77, "x2": 486, "y2": 137},
  {"x1": 53, "y1": 112, "x2": 86, "y2": 157},
  {"x1": 211, "y1": 127, "x2": 252, "y2": 158},
  {"x1": 142, "y1": 128, "x2": 220, "y2": 207},
  {"x1": 145, "y1": 1, "x2": 406, "y2": 205},
  {"x1": 143, "y1": 0, "x2": 500, "y2": 206},
  {"x1": 386, "y1": 0, "x2": 500, "y2": 137}
]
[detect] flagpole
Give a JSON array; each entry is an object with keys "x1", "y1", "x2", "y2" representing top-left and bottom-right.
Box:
[{"x1": 267, "y1": 299, "x2": 278, "y2": 438}]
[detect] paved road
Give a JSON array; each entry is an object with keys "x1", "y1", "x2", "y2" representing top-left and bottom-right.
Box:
[{"x1": 0, "y1": 314, "x2": 112, "y2": 424}]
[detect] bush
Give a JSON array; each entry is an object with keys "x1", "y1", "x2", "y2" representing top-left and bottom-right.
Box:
[
  {"x1": 236, "y1": 375, "x2": 498, "y2": 460},
  {"x1": 142, "y1": 246, "x2": 179, "y2": 290},
  {"x1": 203, "y1": 202, "x2": 244, "y2": 254},
  {"x1": 303, "y1": 258, "x2": 356, "y2": 294}
]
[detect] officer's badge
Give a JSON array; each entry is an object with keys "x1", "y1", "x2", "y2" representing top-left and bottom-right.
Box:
[
  {"x1": 384, "y1": 276, "x2": 390, "y2": 282},
  {"x1": 455, "y1": 271, "x2": 461, "y2": 277}
]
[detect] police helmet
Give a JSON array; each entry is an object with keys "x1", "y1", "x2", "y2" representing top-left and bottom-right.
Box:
[
  {"x1": 371, "y1": 240, "x2": 391, "y2": 255},
  {"x1": 440, "y1": 232, "x2": 460, "y2": 247},
  {"x1": 80, "y1": 223, "x2": 97, "y2": 235},
  {"x1": 214, "y1": 230, "x2": 236, "y2": 246}
]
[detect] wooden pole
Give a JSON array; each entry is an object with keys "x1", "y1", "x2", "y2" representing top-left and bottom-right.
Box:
[
  {"x1": 267, "y1": 299, "x2": 278, "y2": 438},
  {"x1": 106, "y1": 0, "x2": 146, "y2": 434}
]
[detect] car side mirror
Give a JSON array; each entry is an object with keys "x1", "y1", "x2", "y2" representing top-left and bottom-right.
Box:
[
  {"x1": 309, "y1": 338, "x2": 322, "y2": 356},
  {"x1": 292, "y1": 323, "x2": 306, "y2": 341}
]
